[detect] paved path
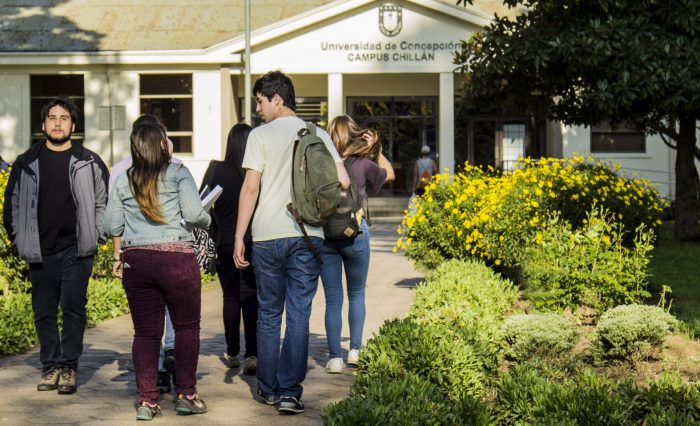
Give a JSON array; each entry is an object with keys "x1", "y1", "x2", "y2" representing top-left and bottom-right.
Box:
[{"x1": 0, "y1": 218, "x2": 421, "y2": 425}]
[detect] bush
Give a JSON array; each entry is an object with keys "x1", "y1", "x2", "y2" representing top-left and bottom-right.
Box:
[
  {"x1": 594, "y1": 304, "x2": 677, "y2": 362},
  {"x1": 0, "y1": 292, "x2": 36, "y2": 356},
  {"x1": 520, "y1": 208, "x2": 654, "y2": 312},
  {"x1": 324, "y1": 372, "x2": 492, "y2": 426},
  {"x1": 495, "y1": 365, "x2": 700, "y2": 425},
  {"x1": 356, "y1": 318, "x2": 489, "y2": 400},
  {"x1": 397, "y1": 157, "x2": 664, "y2": 270},
  {"x1": 409, "y1": 259, "x2": 518, "y2": 372},
  {"x1": 500, "y1": 313, "x2": 580, "y2": 361},
  {"x1": 86, "y1": 277, "x2": 130, "y2": 327},
  {"x1": 0, "y1": 169, "x2": 30, "y2": 292}
]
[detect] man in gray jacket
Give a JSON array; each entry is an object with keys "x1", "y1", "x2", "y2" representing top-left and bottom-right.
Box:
[{"x1": 2, "y1": 96, "x2": 109, "y2": 394}]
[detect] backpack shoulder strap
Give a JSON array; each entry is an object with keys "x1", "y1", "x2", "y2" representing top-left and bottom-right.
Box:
[{"x1": 306, "y1": 121, "x2": 316, "y2": 136}]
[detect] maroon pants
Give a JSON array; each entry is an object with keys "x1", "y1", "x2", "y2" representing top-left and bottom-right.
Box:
[{"x1": 122, "y1": 249, "x2": 201, "y2": 404}]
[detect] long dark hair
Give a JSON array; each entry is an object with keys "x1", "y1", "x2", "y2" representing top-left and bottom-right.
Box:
[
  {"x1": 224, "y1": 123, "x2": 252, "y2": 179},
  {"x1": 128, "y1": 122, "x2": 171, "y2": 224}
]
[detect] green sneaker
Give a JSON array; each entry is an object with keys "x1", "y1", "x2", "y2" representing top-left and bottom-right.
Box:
[
  {"x1": 135, "y1": 401, "x2": 162, "y2": 421},
  {"x1": 175, "y1": 394, "x2": 207, "y2": 414}
]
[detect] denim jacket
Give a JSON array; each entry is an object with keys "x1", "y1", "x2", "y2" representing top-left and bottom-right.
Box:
[{"x1": 103, "y1": 163, "x2": 210, "y2": 248}]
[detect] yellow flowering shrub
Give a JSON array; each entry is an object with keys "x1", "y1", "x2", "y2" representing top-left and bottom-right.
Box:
[
  {"x1": 397, "y1": 157, "x2": 664, "y2": 270},
  {"x1": 0, "y1": 168, "x2": 30, "y2": 295}
]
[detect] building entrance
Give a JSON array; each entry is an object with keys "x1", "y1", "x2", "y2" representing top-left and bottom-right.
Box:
[{"x1": 348, "y1": 97, "x2": 437, "y2": 194}]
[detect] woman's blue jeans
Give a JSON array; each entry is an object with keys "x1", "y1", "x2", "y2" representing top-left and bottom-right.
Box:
[{"x1": 320, "y1": 221, "x2": 370, "y2": 359}]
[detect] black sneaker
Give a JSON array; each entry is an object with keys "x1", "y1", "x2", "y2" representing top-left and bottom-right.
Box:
[
  {"x1": 256, "y1": 388, "x2": 281, "y2": 405},
  {"x1": 163, "y1": 349, "x2": 176, "y2": 375},
  {"x1": 175, "y1": 393, "x2": 207, "y2": 414},
  {"x1": 278, "y1": 396, "x2": 305, "y2": 414},
  {"x1": 135, "y1": 401, "x2": 162, "y2": 421},
  {"x1": 157, "y1": 371, "x2": 171, "y2": 393}
]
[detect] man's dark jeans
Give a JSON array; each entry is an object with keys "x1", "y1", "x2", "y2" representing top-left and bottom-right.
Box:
[
  {"x1": 252, "y1": 236, "x2": 322, "y2": 400},
  {"x1": 28, "y1": 245, "x2": 94, "y2": 373}
]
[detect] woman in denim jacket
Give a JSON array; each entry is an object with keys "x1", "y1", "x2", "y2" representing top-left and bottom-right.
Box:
[
  {"x1": 104, "y1": 122, "x2": 210, "y2": 420},
  {"x1": 321, "y1": 115, "x2": 394, "y2": 374}
]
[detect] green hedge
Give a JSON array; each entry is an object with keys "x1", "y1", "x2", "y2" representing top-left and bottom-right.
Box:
[{"x1": 324, "y1": 259, "x2": 700, "y2": 424}]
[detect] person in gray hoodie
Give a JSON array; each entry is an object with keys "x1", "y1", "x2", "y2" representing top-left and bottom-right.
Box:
[{"x1": 2, "y1": 96, "x2": 109, "y2": 395}]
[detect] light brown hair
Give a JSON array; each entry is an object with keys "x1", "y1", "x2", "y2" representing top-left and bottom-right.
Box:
[
  {"x1": 128, "y1": 122, "x2": 171, "y2": 224},
  {"x1": 327, "y1": 115, "x2": 381, "y2": 161}
]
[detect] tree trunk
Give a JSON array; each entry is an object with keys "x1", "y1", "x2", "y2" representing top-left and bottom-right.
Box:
[{"x1": 673, "y1": 114, "x2": 700, "y2": 240}]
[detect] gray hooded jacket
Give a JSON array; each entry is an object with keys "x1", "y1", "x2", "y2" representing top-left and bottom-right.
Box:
[{"x1": 2, "y1": 141, "x2": 109, "y2": 263}]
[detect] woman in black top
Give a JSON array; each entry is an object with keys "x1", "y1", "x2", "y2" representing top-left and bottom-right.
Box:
[{"x1": 201, "y1": 123, "x2": 257, "y2": 374}]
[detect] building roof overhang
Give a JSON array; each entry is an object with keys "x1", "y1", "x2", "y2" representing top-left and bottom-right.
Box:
[{"x1": 0, "y1": 0, "x2": 490, "y2": 67}]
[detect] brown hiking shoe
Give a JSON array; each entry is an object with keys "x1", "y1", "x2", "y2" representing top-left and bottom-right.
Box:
[
  {"x1": 37, "y1": 368, "x2": 60, "y2": 391},
  {"x1": 57, "y1": 367, "x2": 77, "y2": 394}
]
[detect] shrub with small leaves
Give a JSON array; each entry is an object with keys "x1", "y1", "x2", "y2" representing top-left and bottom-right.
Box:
[
  {"x1": 520, "y1": 207, "x2": 653, "y2": 312},
  {"x1": 501, "y1": 313, "x2": 580, "y2": 361},
  {"x1": 594, "y1": 304, "x2": 677, "y2": 362},
  {"x1": 324, "y1": 372, "x2": 492, "y2": 426},
  {"x1": 409, "y1": 259, "x2": 518, "y2": 372},
  {"x1": 0, "y1": 292, "x2": 36, "y2": 356},
  {"x1": 355, "y1": 318, "x2": 489, "y2": 400}
]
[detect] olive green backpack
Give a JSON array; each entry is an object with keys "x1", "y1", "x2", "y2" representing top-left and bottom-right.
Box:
[{"x1": 286, "y1": 122, "x2": 342, "y2": 261}]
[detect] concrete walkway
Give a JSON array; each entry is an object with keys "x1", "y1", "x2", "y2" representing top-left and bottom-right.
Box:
[{"x1": 0, "y1": 218, "x2": 421, "y2": 425}]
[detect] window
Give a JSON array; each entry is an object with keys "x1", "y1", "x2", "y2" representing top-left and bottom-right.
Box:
[
  {"x1": 140, "y1": 74, "x2": 193, "y2": 153},
  {"x1": 30, "y1": 75, "x2": 85, "y2": 145},
  {"x1": 502, "y1": 123, "x2": 526, "y2": 171},
  {"x1": 591, "y1": 122, "x2": 645, "y2": 153}
]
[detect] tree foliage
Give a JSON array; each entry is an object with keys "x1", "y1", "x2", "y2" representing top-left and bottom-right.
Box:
[{"x1": 455, "y1": 0, "x2": 700, "y2": 240}]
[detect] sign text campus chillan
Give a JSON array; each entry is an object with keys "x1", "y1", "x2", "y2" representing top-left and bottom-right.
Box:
[{"x1": 320, "y1": 40, "x2": 462, "y2": 63}]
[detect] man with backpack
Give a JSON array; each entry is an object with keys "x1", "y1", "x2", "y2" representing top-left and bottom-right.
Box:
[
  {"x1": 233, "y1": 71, "x2": 349, "y2": 414},
  {"x1": 413, "y1": 145, "x2": 437, "y2": 196}
]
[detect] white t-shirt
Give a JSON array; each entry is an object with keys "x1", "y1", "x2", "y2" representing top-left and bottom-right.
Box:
[{"x1": 242, "y1": 116, "x2": 341, "y2": 242}]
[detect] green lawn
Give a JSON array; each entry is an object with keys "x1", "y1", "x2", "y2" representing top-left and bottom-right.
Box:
[{"x1": 648, "y1": 222, "x2": 700, "y2": 336}]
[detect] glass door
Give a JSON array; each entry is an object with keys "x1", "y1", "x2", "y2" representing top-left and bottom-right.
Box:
[{"x1": 348, "y1": 97, "x2": 437, "y2": 194}]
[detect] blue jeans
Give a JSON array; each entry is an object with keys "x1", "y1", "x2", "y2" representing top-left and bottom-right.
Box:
[
  {"x1": 28, "y1": 245, "x2": 94, "y2": 372},
  {"x1": 320, "y1": 221, "x2": 370, "y2": 359},
  {"x1": 252, "y1": 236, "x2": 322, "y2": 399},
  {"x1": 158, "y1": 307, "x2": 175, "y2": 371}
]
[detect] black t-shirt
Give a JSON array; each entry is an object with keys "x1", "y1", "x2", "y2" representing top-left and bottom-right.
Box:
[{"x1": 38, "y1": 147, "x2": 77, "y2": 255}]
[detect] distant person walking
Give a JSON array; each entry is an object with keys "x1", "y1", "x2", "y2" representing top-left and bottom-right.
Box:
[
  {"x1": 201, "y1": 123, "x2": 258, "y2": 375},
  {"x1": 322, "y1": 115, "x2": 394, "y2": 374},
  {"x1": 104, "y1": 121, "x2": 210, "y2": 420},
  {"x1": 234, "y1": 71, "x2": 349, "y2": 414},
  {"x1": 413, "y1": 145, "x2": 437, "y2": 196},
  {"x1": 2, "y1": 96, "x2": 109, "y2": 395}
]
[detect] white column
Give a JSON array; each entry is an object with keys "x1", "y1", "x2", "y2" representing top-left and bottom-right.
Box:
[
  {"x1": 0, "y1": 74, "x2": 29, "y2": 161},
  {"x1": 438, "y1": 72, "x2": 455, "y2": 173},
  {"x1": 327, "y1": 73, "x2": 343, "y2": 122}
]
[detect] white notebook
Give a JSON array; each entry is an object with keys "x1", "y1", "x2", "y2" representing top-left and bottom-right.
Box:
[{"x1": 201, "y1": 185, "x2": 223, "y2": 211}]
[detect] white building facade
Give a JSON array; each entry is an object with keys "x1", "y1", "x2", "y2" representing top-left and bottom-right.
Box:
[{"x1": 0, "y1": 0, "x2": 693, "y2": 197}]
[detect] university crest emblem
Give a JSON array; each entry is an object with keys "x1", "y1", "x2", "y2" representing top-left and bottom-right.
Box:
[{"x1": 379, "y1": 3, "x2": 402, "y2": 37}]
